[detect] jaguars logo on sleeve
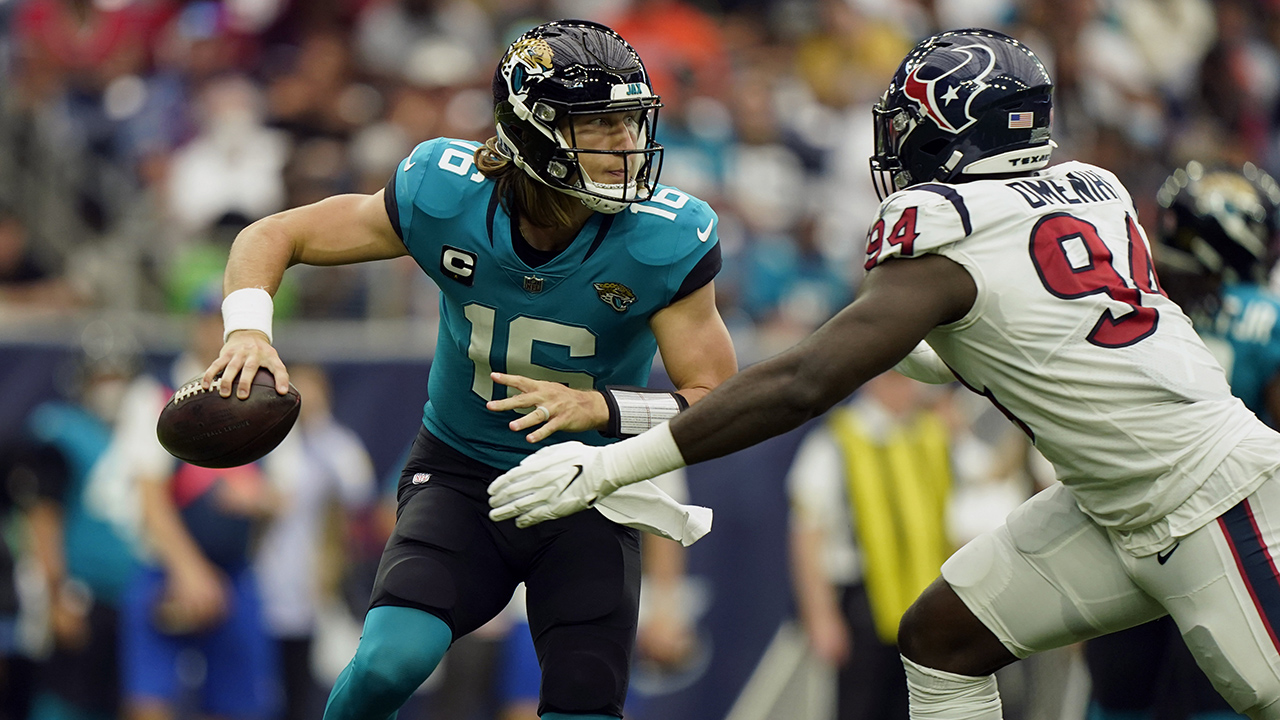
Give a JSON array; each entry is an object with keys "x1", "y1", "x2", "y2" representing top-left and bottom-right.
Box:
[
  {"x1": 594, "y1": 282, "x2": 638, "y2": 312},
  {"x1": 865, "y1": 184, "x2": 974, "y2": 271}
]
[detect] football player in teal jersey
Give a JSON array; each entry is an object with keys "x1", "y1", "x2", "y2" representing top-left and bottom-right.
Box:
[
  {"x1": 1085, "y1": 162, "x2": 1280, "y2": 720},
  {"x1": 1156, "y1": 162, "x2": 1280, "y2": 424},
  {"x1": 199, "y1": 20, "x2": 735, "y2": 720}
]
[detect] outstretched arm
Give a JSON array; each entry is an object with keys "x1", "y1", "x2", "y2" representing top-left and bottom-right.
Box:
[
  {"x1": 488, "y1": 254, "x2": 976, "y2": 525},
  {"x1": 669, "y1": 254, "x2": 974, "y2": 464},
  {"x1": 202, "y1": 191, "x2": 406, "y2": 398}
]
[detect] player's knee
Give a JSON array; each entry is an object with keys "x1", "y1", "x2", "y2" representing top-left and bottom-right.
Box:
[
  {"x1": 348, "y1": 607, "x2": 451, "y2": 701},
  {"x1": 898, "y1": 576, "x2": 958, "y2": 657},
  {"x1": 898, "y1": 577, "x2": 1013, "y2": 676},
  {"x1": 540, "y1": 631, "x2": 630, "y2": 716},
  {"x1": 344, "y1": 651, "x2": 415, "y2": 705},
  {"x1": 897, "y1": 591, "x2": 934, "y2": 662}
]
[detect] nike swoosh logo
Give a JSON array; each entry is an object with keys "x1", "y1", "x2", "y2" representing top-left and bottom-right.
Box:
[
  {"x1": 1156, "y1": 542, "x2": 1180, "y2": 565},
  {"x1": 404, "y1": 159, "x2": 416, "y2": 171},
  {"x1": 566, "y1": 464, "x2": 599, "y2": 506},
  {"x1": 696, "y1": 218, "x2": 714, "y2": 243}
]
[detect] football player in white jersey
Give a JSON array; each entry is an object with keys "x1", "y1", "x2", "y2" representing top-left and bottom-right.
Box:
[{"x1": 487, "y1": 28, "x2": 1280, "y2": 720}]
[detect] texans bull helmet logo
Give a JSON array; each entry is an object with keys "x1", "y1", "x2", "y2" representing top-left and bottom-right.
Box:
[{"x1": 902, "y1": 43, "x2": 996, "y2": 135}]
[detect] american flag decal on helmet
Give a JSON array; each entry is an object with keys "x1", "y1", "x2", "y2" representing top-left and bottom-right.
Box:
[{"x1": 1008, "y1": 112, "x2": 1033, "y2": 129}]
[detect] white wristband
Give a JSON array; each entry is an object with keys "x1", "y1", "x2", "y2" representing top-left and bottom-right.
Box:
[
  {"x1": 221, "y1": 287, "x2": 274, "y2": 343},
  {"x1": 601, "y1": 421, "x2": 687, "y2": 494}
]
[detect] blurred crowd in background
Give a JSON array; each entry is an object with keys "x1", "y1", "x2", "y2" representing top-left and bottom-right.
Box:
[{"x1": 1, "y1": 0, "x2": 1275, "y2": 360}]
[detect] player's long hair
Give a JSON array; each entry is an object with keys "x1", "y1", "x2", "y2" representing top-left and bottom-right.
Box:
[{"x1": 474, "y1": 137, "x2": 581, "y2": 229}]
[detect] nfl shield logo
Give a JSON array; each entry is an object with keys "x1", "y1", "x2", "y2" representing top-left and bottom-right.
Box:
[{"x1": 523, "y1": 276, "x2": 544, "y2": 293}]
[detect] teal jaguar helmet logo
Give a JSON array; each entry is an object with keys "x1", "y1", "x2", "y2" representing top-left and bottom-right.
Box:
[{"x1": 594, "y1": 282, "x2": 637, "y2": 312}]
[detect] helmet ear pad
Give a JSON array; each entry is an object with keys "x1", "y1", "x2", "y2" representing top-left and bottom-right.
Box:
[
  {"x1": 495, "y1": 100, "x2": 580, "y2": 186},
  {"x1": 912, "y1": 138, "x2": 952, "y2": 177}
]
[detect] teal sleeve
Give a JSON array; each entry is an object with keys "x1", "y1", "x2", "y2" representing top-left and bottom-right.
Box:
[{"x1": 386, "y1": 139, "x2": 443, "y2": 242}]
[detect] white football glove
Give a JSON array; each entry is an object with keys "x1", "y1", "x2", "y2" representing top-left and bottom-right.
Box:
[{"x1": 488, "y1": 442, "x2": 624, "y2": 527}]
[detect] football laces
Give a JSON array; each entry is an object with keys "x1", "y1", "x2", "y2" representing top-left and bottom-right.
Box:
[{"x1": 172, "y1": 378, "x2": 219, "y2": 404}]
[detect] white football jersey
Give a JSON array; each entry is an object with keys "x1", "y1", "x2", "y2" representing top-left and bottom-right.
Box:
[{"x1": 869, "y1": 161, "x2": 1280, "y2": 554}]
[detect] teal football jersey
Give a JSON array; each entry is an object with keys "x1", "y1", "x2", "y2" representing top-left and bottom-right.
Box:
[
  {"x1": 387, "y1": 138, "x2": 721, "y2": 468},
  {"x1": 1200, "y1": 283, "x2": 1280, "y2": 425}
]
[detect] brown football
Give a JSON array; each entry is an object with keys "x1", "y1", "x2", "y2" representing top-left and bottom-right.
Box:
[{"x1": 156, "y1": 368, "x2": 301, "y2": 468}]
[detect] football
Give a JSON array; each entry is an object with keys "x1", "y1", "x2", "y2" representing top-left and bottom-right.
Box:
[{"x1": 156, "y1": 368, "x2": 301, "y2": 468}]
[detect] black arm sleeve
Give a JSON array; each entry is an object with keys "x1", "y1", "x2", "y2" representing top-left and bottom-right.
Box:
[
  {"x1": 671, "y1": 241, "x2": 722, "y2": 303},
  {"x1": 384, "y1": 174, "x2": 404, "y2": 242}
]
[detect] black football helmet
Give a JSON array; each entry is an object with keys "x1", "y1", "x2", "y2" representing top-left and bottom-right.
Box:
[
  {"x1": 492, "y1": 20, "x2": 664, "y2": 214},
  {"x1": 1156, "y1": 161, "x2": 1280, "y2": 285},
  {"x1": 870, "y1": 28, "x2": 1054, "y2": 199}
]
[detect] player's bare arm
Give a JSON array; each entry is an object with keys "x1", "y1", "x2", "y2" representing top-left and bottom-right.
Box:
[
  {"x1": 487, "y1": 281, "x2": 736, "y2": 443},
  {"x1": 203, "y1": 190, "x2": 406, "y2": 399},
  {"x1": 668, "y1": 254, "x2": 974, "y2": 465},
  {"x1": 650, "y1": 280, "x2": 737, "y2": 407}
]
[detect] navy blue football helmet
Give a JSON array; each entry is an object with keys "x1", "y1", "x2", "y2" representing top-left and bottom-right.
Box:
[
  {"x1": 492, "y1": 20, "x2": 664, "y2": 213},
  {"x1": 1156, "y1": 161, "x2": 1280, "y2": 285},
  {"x1": 870, "y1": 28, "x2": 1054, "y2": 199}
]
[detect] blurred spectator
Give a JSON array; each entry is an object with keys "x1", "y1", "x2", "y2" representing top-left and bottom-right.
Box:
[
  {"x1": 11, "y1": 0, "x2": 174, "y2": 232},
  {"x1": 785, "y1": 0, "x2": 909, "y2": 265},
  {"x1": 353, "y1": 0, "x2": 494, "y2": 84},
  {"x1": 733, "y1": 219, "x2": 851, "y2": 342},
  {"x1": 792, "y1": 0, "x2": 905, "y2": 113},
  {"x1": 609, "y1": 0, "x2": 731, "y2": 108},
  {"x1": 255, "y1": 364, "x2": 376, "y2": 720},
  {"x1": 1194, "y1": 0, "x2": 1279, "y2": 165},
  {"x1": 715, "y1": 58, "x2": 856, "y2": 357},
  {"x1": 12, "y1": 0, "x2": 169, "y2": 111},
  {"x1": 166, "y1": 75, "x2": 288, "y2": 234},
  {"x1": 5, "y1": 322, "x2": 141, "y2": 720},
  {"x1": 115, "y1": 296, "x2": 280, "y2": 720},
  {"x1": 0, "y1": 208, "x2": 82, "y2": 309},
  {"x1": 126, "y1": 1, "x2": 258, "y2": 186},
  {"x1": 266, "y1": 30, "x2": 366, "y2": 144},
  {"x1": 787, "y1": 372, "x2": 952, "y2": 720}
]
